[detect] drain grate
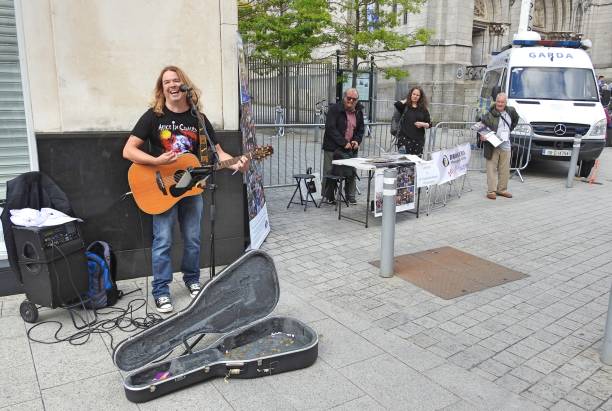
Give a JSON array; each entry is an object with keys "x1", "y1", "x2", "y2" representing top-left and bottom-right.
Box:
[{"x1": 371, "y1": 246, "x2": 527, "y2": 300}]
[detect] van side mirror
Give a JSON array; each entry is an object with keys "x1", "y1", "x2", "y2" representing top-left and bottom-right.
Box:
[{"x1": 491, "y1": 85, "x2": 501, "y2": 100}]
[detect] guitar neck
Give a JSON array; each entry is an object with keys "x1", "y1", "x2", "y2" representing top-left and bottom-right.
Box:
[{"x1": 214, "y1": 151, "x2": 253, "y2": 170}]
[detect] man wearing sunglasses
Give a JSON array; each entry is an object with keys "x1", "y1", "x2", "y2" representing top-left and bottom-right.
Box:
[{"x1": 321, "y1": 88, "x2": 364, "y2": 204}]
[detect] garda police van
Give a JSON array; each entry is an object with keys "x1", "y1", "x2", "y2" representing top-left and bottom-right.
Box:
[{"x1": 478, "y1": 36, "x2": 606, "y2": 176}]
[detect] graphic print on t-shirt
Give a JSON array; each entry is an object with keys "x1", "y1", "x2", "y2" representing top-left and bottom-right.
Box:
[{"x1": 158, "y1": 121, "x2": 198, "y2": 154}]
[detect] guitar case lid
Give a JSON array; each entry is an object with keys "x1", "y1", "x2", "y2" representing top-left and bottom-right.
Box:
[{"x1": 113, "y1": 250, "x2": 279, "y2": 372}]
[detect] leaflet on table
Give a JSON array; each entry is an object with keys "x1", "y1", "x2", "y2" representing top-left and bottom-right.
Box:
[{"x1": 471, "y1": 122, "x2": 502, "y2": 147}]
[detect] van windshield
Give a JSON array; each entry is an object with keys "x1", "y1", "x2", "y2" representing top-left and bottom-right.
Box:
[{"x1": 509, "y1": 67, "x2": 599, "y2": 101}]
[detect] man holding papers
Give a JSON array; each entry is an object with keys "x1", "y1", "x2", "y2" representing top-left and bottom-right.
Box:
[{"x1": 478, "y1": 93, "x2": 519, "y2": 200}]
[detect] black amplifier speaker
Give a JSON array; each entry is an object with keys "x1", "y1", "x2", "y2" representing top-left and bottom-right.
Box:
[{"x1": 13, "y1": 222, "x2": 88, "y2": 310}]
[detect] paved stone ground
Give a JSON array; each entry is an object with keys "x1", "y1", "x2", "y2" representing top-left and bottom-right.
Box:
[{"x1": 1, "y1": 149, "x2": 611, "y2": 410}]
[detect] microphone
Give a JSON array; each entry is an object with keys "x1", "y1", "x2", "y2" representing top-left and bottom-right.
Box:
[{"x1": 179, "y1": 84, "x2": 192, "y2": 92}]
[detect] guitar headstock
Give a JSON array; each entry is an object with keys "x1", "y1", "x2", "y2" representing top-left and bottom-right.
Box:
[{"x1": 251, "y1": 145, "x2": 274, "y2": 160}]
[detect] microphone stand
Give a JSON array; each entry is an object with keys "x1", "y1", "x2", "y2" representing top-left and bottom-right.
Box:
[{"x1": 185, "y1": 89, "x2": 219, "y2": 279}]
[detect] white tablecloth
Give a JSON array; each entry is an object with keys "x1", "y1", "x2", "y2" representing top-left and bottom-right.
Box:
[{"x1": 331, "y1": 155, "x2": 423, "y2": 171}]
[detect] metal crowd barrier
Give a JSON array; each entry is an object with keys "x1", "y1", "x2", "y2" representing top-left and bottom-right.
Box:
[
  {"x1": 429, "y1": 121, "x2": 533, "y2": 178},
  {"x1": 372, "y1": 100, "x2": 479, "y2": 124},
  {"x1": 255, "y1": 122, "x2": 393, "y2": 187},
  {"x1": 424, "y1": 122, "x2": 533, "y2": 214}
]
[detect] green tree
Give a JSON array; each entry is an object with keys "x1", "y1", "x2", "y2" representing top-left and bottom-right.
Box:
[
  {"x1": 238, "y1": 0, "x2": 332, "y2": 64},
  {"x1": 329, "y1": 0, "x2": 432, "y2": 85}
]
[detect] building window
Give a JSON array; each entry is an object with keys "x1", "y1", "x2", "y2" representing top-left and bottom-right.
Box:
[{"x1": 0, "y1": 2, "x2": 35, "y2": 260}]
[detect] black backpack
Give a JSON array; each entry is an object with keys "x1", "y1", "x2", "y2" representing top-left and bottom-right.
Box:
[
  {"x1": 85, "y1": 241, "x2": 120, "y2": 308},
  {"x1": 331, "y1": 148, "x2": 357, "y2": 178}
]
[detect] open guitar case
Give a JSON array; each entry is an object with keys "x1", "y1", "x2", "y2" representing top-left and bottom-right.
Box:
[{"x1": 113, "y1": 250, "x2": 318, "y2": 403}]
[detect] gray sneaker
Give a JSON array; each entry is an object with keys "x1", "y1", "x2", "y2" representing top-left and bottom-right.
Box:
[
  {"x1": 187, "y1": 282, "x2": 202, "y2": 298},
  {"x1": 155, "y1": 295, "x2": 173, "y2": 313}
]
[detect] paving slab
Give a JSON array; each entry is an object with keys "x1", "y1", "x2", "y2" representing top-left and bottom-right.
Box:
[
  {"x1": 41, "y1": 371, "x2": 137, "y2": 411},
  {"x1": 331, "y1": 395, "x2": 385, "y2": 410},
  {"x1": 257, "y1": 357, "x2": 365, "y2": 410},
  {"x1": 340, "y1": 354, "x2": 458, "y2": 410},
  {"x1": 425, "y1": 363, "x2": 544, "y2": 411},
  {"x1": 212, "y1": 377, "x2": 298, "y2": 411},
  {"x1": 0, "y1": 362, "x2": 40, "y2": 408},
  {"x1": 0, "y1": 398, "x2": 44, "y2": 411},
  {"x1": 310, "y1": 317, "x2": 384, "y2": 369},
  {"x1": 29, "y1": 332, "x2": 116, "y2": 390},
  {"x1": 360, "y1": 326, "x2": 445, "y2": 372}
]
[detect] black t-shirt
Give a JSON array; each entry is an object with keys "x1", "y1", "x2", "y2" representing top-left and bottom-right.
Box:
[{"x1": 131, "y1": 107, "x2": 217, "y2": 157}]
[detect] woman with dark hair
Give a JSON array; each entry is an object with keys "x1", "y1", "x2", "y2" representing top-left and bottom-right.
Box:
[{"x1": 393, "y1": 87, "x2": 432, "y2": 156}]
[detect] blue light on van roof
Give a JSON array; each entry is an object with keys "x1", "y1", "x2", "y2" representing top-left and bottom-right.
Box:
[{"x1": 513, "y1": 39, "x2": 582, "y2": 48}]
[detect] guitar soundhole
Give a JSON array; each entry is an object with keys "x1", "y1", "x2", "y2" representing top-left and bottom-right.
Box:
[
  {"x1": 173, "y1": 170, "x2": 185, "y2": 184},
  {"x1": 169, "y1": 170, "x2": 188, "y2": 197}
]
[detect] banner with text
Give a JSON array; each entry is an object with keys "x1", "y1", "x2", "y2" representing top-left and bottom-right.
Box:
[
  {"x1": 415, "y1": 160, "x2": 441, "y2": 187},
  {"x1": 430, "y1": 143, "x2": 471, "y2": 185}
]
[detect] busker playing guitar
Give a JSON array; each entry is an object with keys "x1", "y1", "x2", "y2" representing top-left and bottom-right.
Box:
[{"x1": 123, "y1": 65, "x2": 248, "y2": 313}]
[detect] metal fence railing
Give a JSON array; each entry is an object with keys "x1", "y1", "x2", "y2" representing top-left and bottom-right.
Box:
[
  {"x1": 253, "y1": 119, "x2": 533, "y2": 190},
  {"x1": 248, "y1": 59, "x2": 336, "y2": 124},
  {"x1": 429, "y1": 122, "x2": 534, "y2": 178},
  {"x1": 255, "y1": 122, "x2": 393, "y2": 187},
  {"x1": 423, "y1": 122, "x2": 533, "y2": 214},
  {"x1": 372, "y1": 100, "x2": 479, "y2": 124}
]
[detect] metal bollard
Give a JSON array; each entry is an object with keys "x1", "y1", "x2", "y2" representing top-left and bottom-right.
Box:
[
  {"x1": 380, "y1": 167, "x2": 397, "y2": 278},
  {"x1": 566, "y1": 135, "x2": 582, "y2": 188},
  {"x1": 601, "y1": 282, "x2": 612, "y2": 365}
]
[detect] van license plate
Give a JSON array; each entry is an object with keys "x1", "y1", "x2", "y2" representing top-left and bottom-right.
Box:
[{"x1": 542, "y1": 149, "x2": 572, "y2": 156}]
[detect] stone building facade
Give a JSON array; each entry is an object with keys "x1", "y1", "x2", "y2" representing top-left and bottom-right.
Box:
[{"x1": 376, "y1": 0, "x2": 611, "y2": 110}]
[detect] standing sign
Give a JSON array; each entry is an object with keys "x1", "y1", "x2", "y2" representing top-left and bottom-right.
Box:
[
  {"x1": 238, "y1": 35, "x2": 270, "y2": 249},
  {"x1": 430, "y1": 143, "x2": 471, "y2": 185},
  {"x1": 373, "y1": 165, "x2": 416, "y2": 217},
  {"x1": 415, "y1": 160, "x2": 441, "y2": 187},
  {"x1": 341, "y1": 71, "x2": 370, "y2": 101}
]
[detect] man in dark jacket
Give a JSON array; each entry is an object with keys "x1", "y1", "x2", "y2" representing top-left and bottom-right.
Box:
[
  {"x1": 321, "y1": 88, "x2": 364, "y2": 204},
  {"x1": 479, "y1": 92, "x2": 519, "y2": 200}
]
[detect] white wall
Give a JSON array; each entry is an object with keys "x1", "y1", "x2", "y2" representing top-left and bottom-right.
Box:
[
  {"x1": 17, "y1": 0, "x2": 239, "y2": 132},
  {"x1": 584, "y1": 0, "x2": 612, "y2": 75}
]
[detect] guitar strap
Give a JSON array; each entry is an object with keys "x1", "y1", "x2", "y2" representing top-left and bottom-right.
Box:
[{"x1": 198, "y1": 119, "x2": 210, "y2": 166}]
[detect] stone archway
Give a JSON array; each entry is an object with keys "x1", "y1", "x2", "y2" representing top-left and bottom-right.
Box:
[
  {"x1": 472, "y1": 0, "x2": 490, "y2": 66},
  {"x1": 471, "y1": 0, "x2": 508, "y2": 66},
  {"x1": 575, "y1": 5, "x2": 583, "y2": 34},
  {"x1": 533, "y1": 0, "x2": 546, "y2": 30}
]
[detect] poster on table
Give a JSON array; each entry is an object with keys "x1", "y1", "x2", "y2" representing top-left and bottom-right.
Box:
[
  {"x1": 415, "y1": 160, "x2": 441, "y2": 187},
  {"x1": 238, "y1": 35, "x2": 270, "y2": 249},
  {"x1": 373, "y1": 165, "x2": 416, "y2": 217},
  {"x1": 430, "y1": 143, "x2": 471, "y2": 185}
]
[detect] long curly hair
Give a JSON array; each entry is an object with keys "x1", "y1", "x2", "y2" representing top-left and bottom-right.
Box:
[
  {"x1": 151, "y1": 66, "x2": 201, "y2": 116},
  {"x1": 405, "y1": 86, "x2": 428, "y2": 111}
]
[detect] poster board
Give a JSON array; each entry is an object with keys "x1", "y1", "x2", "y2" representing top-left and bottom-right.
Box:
[
  {"x1": 373, "y1": 165, "x2": 416, "y2": 217},
  {"x1": 238, "y1": 35, "x2": 270, "y2": 249}
]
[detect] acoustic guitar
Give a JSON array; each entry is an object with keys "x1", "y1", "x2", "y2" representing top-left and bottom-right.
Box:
[{"x1": 128, "y1": 146, "x2": 273, "y2": 215}]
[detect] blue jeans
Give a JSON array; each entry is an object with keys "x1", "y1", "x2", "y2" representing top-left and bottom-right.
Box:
[{"x1": 151, "y1": 195, "x2": 203, "y2": 299}]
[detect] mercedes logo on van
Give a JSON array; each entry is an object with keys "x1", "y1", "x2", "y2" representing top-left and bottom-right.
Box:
[{"x1": 554, "y1": 124, "x2": 567, "y2": 136}]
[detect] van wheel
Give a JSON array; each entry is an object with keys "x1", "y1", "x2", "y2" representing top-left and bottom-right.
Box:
[{"x1": 578, "y1": 160, "x2": 595, "y2": 178}]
